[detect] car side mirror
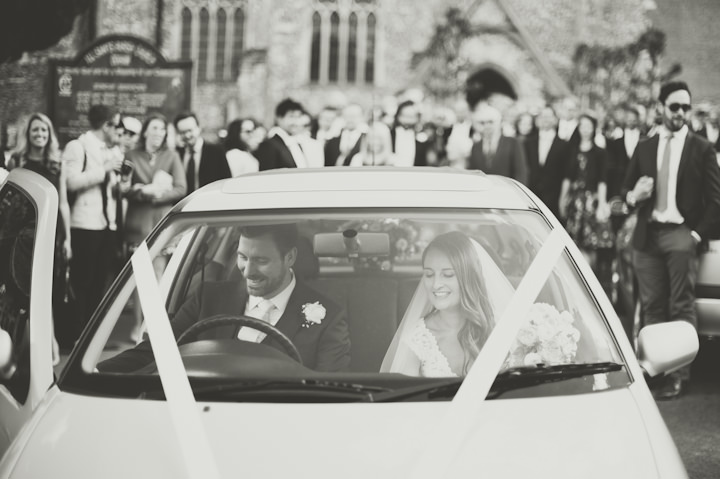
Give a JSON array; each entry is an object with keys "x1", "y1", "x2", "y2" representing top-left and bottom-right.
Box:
[{"x1": 637, "y1": 321, "x2": 698, "y2": 378}]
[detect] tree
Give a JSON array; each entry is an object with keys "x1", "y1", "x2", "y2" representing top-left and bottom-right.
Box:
[
  {"x1": 411, "y1": 7, "x2": 473, "y2": 102},
  {"x1": 569, "y1": 27, "x2": 680, "y2": 115},
  {"x1": 0, "y1": 0, "x2": 92, "y2": 64}
]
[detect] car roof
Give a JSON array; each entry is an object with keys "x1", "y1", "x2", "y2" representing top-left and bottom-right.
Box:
[{"x1": 177, "y1": 167, "x2": 538, "y2": 213}]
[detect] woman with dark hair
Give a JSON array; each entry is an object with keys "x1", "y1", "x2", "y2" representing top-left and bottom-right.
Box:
[
  {"x1": 515, "y1": 111, "x2": 537, "y2": 143},
  {"x1": 8, "y1": 113, "x2": 71, "y2": 358},
  {"x1": 558, "y1": 113, "x2": 613, "y2": 270},
  {"x1": 224, "y1": 118, "x2": 260, "y2": 176},
  {"x1": 381, "y1": 231, "x2": 515, "y2": 376},
  {"x1": 123, "y1": 113, "x2": 186, "y2": 248}
]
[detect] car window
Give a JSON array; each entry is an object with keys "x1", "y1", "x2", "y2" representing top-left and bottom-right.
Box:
[
  {"x1": 67, "y1": 209, "x2": 628, "y2": 402},
  {"x1": 0, "y1": 185, "x2": 37, "y2": 404}
]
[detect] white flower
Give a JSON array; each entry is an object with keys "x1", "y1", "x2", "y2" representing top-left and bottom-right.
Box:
[{"x1": 302, "y1": 302, "x2": 326, "y2": 326}]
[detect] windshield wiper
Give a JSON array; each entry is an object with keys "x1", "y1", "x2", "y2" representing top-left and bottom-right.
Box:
[
  {"x1": 488, "y1": 361, "x2": 624, "y2": 398},
  {"x1": 182, "y1": 379, "x2": 392, "y2": 402},
  {"x1": 371, "y1": 362, "x2": 624, "y2": 402}
]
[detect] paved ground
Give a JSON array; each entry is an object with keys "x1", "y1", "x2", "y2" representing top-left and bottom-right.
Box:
[{"x1": 656, "y1": 339, "x2": 720, "y2": 479}]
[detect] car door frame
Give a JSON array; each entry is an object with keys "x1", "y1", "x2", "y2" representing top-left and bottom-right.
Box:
[{"x1": 0, "y1": 169, "x2": 58, "y2": 454}]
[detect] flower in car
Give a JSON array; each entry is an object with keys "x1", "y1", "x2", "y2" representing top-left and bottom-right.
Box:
[
  {"x1": 301, "y1": 302, "x2": 326, "y2": 328},
  {"x1": 504, "y1": 303, "x2": 581, "y2": 368}
]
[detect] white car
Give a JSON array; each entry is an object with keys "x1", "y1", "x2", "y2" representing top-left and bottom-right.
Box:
[{"x1": 0, "y1": 167, "x2": 698, "y2": 478}]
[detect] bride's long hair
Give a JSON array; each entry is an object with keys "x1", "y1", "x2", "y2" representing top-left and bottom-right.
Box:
[{"x1": 423, "y1": 232, "x2": 496, "y2": 374}]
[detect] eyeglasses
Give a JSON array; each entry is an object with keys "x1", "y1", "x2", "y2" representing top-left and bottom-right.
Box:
[{"x1": 667, "y1": 103, "x2": 692, "y2": 113}]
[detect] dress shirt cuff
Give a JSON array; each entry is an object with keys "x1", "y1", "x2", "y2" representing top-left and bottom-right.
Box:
[
  {"x1": 691, "y1": 230, "x2": 702, "y2": 243},
  {"x1": 626, "y1": 191, "x2": 637, "y2": 208}
]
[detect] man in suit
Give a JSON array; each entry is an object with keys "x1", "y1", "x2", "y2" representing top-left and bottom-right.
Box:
[
  {"x1": 174, "y1": 112, "x2": 231, "y2": 195},
  {"x1": 324, "y1": 103, "x2": 366, "y2": 167},
  {"x1": 468, "y1": 103, "x2": 528, "y2": 185},
  {"x1": 99, "y1": 223, "x2": 352, "y2": 373},
  {"x1": 389, "y1": 100, "x2": 427, "y2": 167},
  {"x1": 523, "y1": 106, "x2": 569, "y2": 218},
  {"x1": 256, "y1": 98, "x2": 309, "y2": 171},
  {"x1": 623, "y1": 81, "x2": 720, "y2": 399},
  {"x1": 607, "y1": 106, "x2": 645, "y2": 201},
  {"x1": 556, "y1": 97, "x2": 580, "y2": 146},
  {"x1": 444, "y1": 99, "x2": 474, "y2": 169}
]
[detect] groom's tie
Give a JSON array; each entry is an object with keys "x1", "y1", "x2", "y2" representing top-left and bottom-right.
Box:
[{"x1": 238, "y1": 299, "x2": 276, "y2": 342}]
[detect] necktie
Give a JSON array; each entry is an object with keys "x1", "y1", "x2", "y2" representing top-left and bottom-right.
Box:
[
  {"x1": 656, "y1": 133, "x2": 673, "y2": 212},
  {"x1": 238, "y1": 299, "x2": 276, "y2": 342},
  {"x1": 186, "y1": 149, "x2": 196, "y2": 193}
]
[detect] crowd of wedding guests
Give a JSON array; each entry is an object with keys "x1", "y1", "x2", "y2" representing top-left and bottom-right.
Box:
[{"x1": 1, "y1": 84, "x2": 719, "y2": 372}]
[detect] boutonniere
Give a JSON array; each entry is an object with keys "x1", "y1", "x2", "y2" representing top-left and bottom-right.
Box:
[{"x1": 301, "y1": 301, "x2": 326, "y2": 328}]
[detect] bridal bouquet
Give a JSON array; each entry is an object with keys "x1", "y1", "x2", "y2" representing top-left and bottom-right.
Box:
[{"x1": 504, "y1": 303, "x2": 581, "y2": 368}]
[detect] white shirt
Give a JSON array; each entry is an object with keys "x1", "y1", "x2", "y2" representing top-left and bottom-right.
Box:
[
  {"x1": 558, "y1": 119, "x2": 577, "y2": 141},
  {"x1": 269, "y1": 127, "x2": 308, "y2": 168},
  {"x1": 538, "y1": 129, "x2": 556, "y2": 167},
  {"x1": 225, "y1": 149, "x2": 259, "y2": 177},
  {"x1": 652, "y1": 125, "x2": 689, "y2": 224},
  {"x1": 623, "y1": 128, "x2": 640, "y2": 158},
  {"x1": 393, "y1": 127, "x2": 416, "y2": 167},
  {"x1": 445, "y1": 121, "x2": 473, "y2": 167},
  {"x1": 239, "y1": 273, "x2": 296, "y2": 342},
  {"x1": 706, "y1": 123, "x2": 719, "y2": 145}
]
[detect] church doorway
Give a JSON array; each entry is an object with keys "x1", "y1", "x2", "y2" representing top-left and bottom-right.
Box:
[{"x1": 466, "y1": 68, "x2": 517, "y2": 108}]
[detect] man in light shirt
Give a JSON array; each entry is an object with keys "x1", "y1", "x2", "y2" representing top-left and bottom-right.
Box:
[
  {"x1": 63, "y1": 104, "x2": 124, "y2": 337},
  {"x1": 623, "y1": 81, "x2": 720, "y2": 399},
  {"x1": 523, "y1": 106, "x2": 570, "y2": 218},
  {"x1": 444, "y1": 99, "x2": 474, "y2": 168},
  {"x1": 256, "y1": 99, "x2": 309, "y2": 170}
]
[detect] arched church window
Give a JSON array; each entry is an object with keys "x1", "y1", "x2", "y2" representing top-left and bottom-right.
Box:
[
  {"x1": 329, "y1": 12, "x2": 340, "y2": 82},
  {"x1": 310, "y1": 12, "x2": 322, "y2": 82},
  {"x1": 216, "y1": 8, "x2": 227, "y2": 81},
  {"x1": 365, "y1": 12, "x2": 375, "y2": 84},
  {"x1": 310, "y1": 0, "x2": 377, "y2": 85},
  {"x1": 198, "y1": 8, "x2": 209, "y2": 81},
  {"x1": 232, "y1": 7, "x2": 245, "y2": 76},
  {"x1": 347, "y1": 12, "x2": 358, "y2": 82},
  {"x1": 180, "y1": 7, "x2": 192, "y2": 60}
]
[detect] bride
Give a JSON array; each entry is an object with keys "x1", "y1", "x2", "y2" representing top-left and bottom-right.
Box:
[{"x1": 381, "y1": 231, "x2": 514, "y2": 377}]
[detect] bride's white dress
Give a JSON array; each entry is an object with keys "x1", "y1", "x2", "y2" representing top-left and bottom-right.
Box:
[{"x1": 406, "y1": 318, "x2": 457, "y2": 377}]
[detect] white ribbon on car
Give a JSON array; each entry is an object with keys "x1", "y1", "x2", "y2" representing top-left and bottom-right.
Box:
[
  {"x1": 131, "y1": 242, "x2": 221, "y2": 479},
  {"x1": 411, "y1": 228, "x2": 567, "y2": 479}
]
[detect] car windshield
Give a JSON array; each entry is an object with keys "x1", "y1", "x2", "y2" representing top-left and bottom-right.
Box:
[{"x1": 63, "y1": 208, "x2": 628, "y2": 401}]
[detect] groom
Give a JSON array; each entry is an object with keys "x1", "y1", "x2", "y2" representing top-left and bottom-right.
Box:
[{"x1": 99, "y1": 224, "x2": 351, "y2": 373}]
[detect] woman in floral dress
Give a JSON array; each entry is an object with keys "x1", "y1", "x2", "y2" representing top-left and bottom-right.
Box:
[{"x1": 559, "y1": 113, "x2": 614, "y2": 271}]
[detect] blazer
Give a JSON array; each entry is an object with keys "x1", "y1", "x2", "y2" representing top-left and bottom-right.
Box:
[
  {"x1": 606, "y1": 132, "x2": 645, "y2": 199},
  {"x1": 177, "y1": 142, "x2": 231, "y2": 193},
  {"x1": 468, "y1": 135, "x2": 529, "y2": 185},
  {"x1": 324, "y1": 131, "x2": 363, "y2": 167},
  {"x1": 622, "y1": 132, "x2": 720, "y2": 250},
  {"x1": 98, "y1": 279, "x2": 352, "y2": 373},
  {"x1": 390, "y1": 128, "x2": 428, "y2": 167},
  {"x1": 256, "y1": 135, "x2": 298, "y2": 171},
  {"x1": 524, "y1": 133, "x2": 569, "y2": 217}
]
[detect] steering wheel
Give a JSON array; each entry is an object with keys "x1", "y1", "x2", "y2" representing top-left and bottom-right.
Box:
[{"x1": 176, "y1": 314, "x2": 303, "y2": 364}]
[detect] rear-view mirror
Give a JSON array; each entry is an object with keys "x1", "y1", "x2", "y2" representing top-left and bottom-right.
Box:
[
  {"x1": 637, "y1": 321, "x2": 698, "y2": 378},
  {"x1": 313, "y1": 231, "x2": 390, "y2": 258}
]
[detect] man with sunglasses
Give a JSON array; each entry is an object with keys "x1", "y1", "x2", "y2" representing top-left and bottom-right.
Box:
[
  {"x1": 62, "y1": 104, "x2": 125, "y2": 342},
  {"x1": 623, "y1": 81, "x2": 720, "y2": 399}
]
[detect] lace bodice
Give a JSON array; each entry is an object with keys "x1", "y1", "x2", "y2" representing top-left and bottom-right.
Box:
[{"x1": 406, "y1": 318, "x2": 458, "y2": 377}]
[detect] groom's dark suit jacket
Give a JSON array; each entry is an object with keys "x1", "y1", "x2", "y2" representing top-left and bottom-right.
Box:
[
  {"x1": 98, "y1": 280, "x2": 351, "y2": 373},
  {"x1": 622, "y1": 132, "x2": 720, "y2": 250}
]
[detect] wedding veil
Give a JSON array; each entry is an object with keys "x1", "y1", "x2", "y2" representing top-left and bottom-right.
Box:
[{"x1": 380, "y1": 237, "x2": 516, "y2": 374}]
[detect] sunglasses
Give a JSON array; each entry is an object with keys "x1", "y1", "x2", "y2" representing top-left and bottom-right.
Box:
[{"x1": 667, "y1": 103, "x2": 692, "y2": 113}]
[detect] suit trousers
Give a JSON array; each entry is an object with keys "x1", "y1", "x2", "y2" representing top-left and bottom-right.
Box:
[{"x1": 632, "y1": 222, "x2": 698, "y2": 379}]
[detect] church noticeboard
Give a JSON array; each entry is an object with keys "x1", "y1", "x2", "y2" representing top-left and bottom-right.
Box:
[{"x1": 49, "y1": 35, "x2": 192, "y2": 145}]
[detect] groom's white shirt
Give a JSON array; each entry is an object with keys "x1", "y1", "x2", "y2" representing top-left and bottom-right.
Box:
[{"x1": 239, "y1": 273, "x2": 296, "y2": 342}]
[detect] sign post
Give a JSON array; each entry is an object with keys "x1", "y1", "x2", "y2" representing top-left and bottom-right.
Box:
[{"x1": 49, "y1": 35, "x2": 192, "y2": 146}]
